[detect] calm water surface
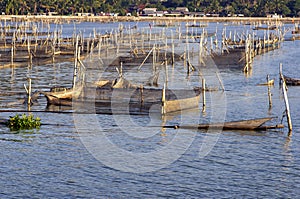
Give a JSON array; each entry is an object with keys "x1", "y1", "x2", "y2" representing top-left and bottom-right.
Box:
[{"x1": 0, "y1": 21, "x2": 300, "y2": 198}]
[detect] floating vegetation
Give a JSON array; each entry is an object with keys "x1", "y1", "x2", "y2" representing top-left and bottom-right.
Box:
[{"x1": 7, "y1": 114, "x2": 41, "y2": 131}]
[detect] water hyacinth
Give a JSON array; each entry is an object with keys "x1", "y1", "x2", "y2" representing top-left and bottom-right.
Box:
[{"x1": 7, "y1": 114, "x2": 41, "y2": 131}]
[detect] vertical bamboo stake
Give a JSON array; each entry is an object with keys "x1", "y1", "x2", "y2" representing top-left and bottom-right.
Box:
[
  {"x1": 164, "y1": 37, "x2": 167, "y2": 62},
  {"x1": 233, "y1": 30, "x2": 236, "y2": 43},
  {"x1": 258, "y1": 39, "x2": 262, "y2": 55},
  {"x1": 210, "y1": 37, "x2": 213, "y2": 53},
  {"x1": 279, "y1": 63, "x2": 293, "y2": 135},
  {"x1": 90, "y1": 37, "x2": 95, "y2": 58},
  {"x1": 183, "y1": 44, "x2": 187, "y2": 69},
  {"x1": 140, "y1": 85, "x2": 144, "y2": 104},
  {"x1": 157, "y1": 42, "x2": 160, "y2": 64},
  {"x1": 4, "y1": 19, "x2": 6, "y2": 48},
  {"x1": 263, "y1": 32, "x2": 266, "y2": 52},
  {"x1": 153, "y1": 44, "x2": 156, "y2": 72},
  {"x1": 199, "y1": 32, "x2": 204, "y2": 65},
  {"x1": 98, "y1": 37, "x2": 102, "y2": 58},
  {"x1": 27, "y1": 78, "x2": 32, "y2": 109},
  {"x1": 53, "y1": 30, "x2": 57, "y2": 63},
  {"x1": 87, "y1": 33, "x2": 91, "y2": 55},
  {"x1": 165, "y1": 57, "x2": 168, "y2": 84},
  {"x1": 73, "y1": 35, "x2": 79, "y2": 89},
  {"x1": 161, "y1": 83, "x2": 166, "y2": 115},
  {"x1": 149, "y1": 23, "x2": 152, "y2": 41},
  {"x1": 142, "y1": 34, "x2": 145, "y2": 52},
  {"x1": 202, "y1": 78, "x2": 206, "y2": 113},
  {"x1": 170, "y1": 31, "x2": 174, "y2": 67},
  {"x1": 116, "y1": 34, "x2": 119, "y2": 55},
  {"x1": 11, "y1": 45, "x2": 14, "y2": 67},
  {"x1": 34, "y1": 26, "x2": 38, "y2": 53},
  {"x1": 187, "y1": 34, "x2": 191, "y2": 75},
  {"x1": 244, "y1": 39, "x2": 248, "y2": 73},
  {"x1": 267, "y1": 75, "x2": 272, "y2": 108},
  {"x1": 106, "y1": 37, "x2": 108, "y2": 57}
]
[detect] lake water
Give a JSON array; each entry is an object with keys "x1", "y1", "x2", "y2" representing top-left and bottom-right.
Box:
[{"x1": 0, "y1": 21, "x2": 300, "y2": 198}]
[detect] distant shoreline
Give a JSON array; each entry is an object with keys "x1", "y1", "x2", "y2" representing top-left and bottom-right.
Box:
[{"x1": 0, "y1": 15, "x2": 299, "y2": 23}]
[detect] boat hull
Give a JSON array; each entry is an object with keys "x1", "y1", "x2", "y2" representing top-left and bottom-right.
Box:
[
  {"x1": 43, "y1": 86, "x2": 202, "y2": 115},
  {"x1": 165, "y1": 118, "x2": 284, "y2": 131}
]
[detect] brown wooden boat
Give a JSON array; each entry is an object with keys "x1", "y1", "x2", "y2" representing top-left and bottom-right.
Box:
[
  {"x1": 165, "y1": 117, "x2": 284, "y2": 131},
  {"x1": 284, "y1": 76, "x2": 300, "y2": 86},
  {"x1": 162, "y1": 95, "x2": 200, "y2": 114},
  {"x1": 41, "y1": 86, "x2": 83, "y2": 106},
  {"x1": 253, "y1": 25, "x2": 277, "y2": 30},
  {"x1": 42, "y1": 80, "x2": 202, "y2": 115}
]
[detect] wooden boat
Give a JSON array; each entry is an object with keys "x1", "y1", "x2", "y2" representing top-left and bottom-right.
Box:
[
  {"x1": 41, "y1": 86, "x2": 83, "y2": 106},
  {"x1": 162, "y1": 95, "x2": 200, "y2": 114},
  {"x1": 253, "y1": 25, "x2": 277, "y2": 30},
  {"x1": 41, "y1": 76, "x2": 137, "y2": 106},
  {"x1": 42, "y1": 80, "x2": 202, "y2": 115},
  {"x1": 284, "y1": 76, "x2": 300, "y2": 86},
  {"x1": 41, "y1": 71, "x2": 202, "y2": 114},
  {"x1": 165, "y1": 117, "x2": 284, "y2": 131},
  {"x1": 153, "y1": 23, "x2": 176, "y2": 27},
  {"x1": 185, "y1": 23, "x2": 208, "y2": 28},
  {"x1": 43, "y1": 87, "x2": 201, "y2": 115}
]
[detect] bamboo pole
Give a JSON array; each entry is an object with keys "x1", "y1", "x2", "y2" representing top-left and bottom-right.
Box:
[
  {"x1": 210, "y1": 37, "x2": 213, "y2": 53},
  {"x1": 199, "y1": 32, "x2": 204, "y2": 65},
  {"x1": 267, "y1": 75, "x2": 272, "y2": 108},
  {"x1": 138, "y1": 46, "x2": 154, "y2": 70},
  {"x1": 87, "y1": 33, "x2": 91, "y2": 55},
  {"x1": 98, "y1": 37, "x2": 102, "y2": 58},
  {"x1": 11, "y1": 45, "x2": 14, "y2": 67},
  {"x1": 157, "y1": 43, "x2": 160, "y2": 65},
  {"x1": 233, "y1": 30, "x2": 236, "y2": 43},
  {"x1": 161, "y1": 83, "x2": 166, "y2": 115},
  {"x1": 279, "y1": 63, "x2": 292, "y2": 135},
  {"x1": 183, "y1": 44, "x2": 187, "y2": 69},
  {"x1": 27, "y1": 78, "x2": 32, "y2": 110},
  {"x1": 165, "y1": 57, "x2": 168, "y2": 84},
  {"x1": 164, "y1": 37, "x2": 167, "y2": 62},
  {"x1": 34, "y1": 26, "x2": 38, "y2": 53},
  {"x1": 202, "y1": 78, "x2": 206, "y2": 113},
  {"x1": 4, "y1": 19, "x2": 6, "y2": 48},
  {"x1": 140, "y1": 85, "x2": 144, "y2": 104},
  {"x1": 244, "y1": 38, "x2": 249, "y2": 73},
  {"x1": 153, "y1": 44, "x2": 156, "y2": 72},
  {"x1": 73, "y1": 35, "x2": 79, "y2": 89}
]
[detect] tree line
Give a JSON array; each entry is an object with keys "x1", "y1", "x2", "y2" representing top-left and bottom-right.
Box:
[{"x1": 1, "y1": 0, "x2": 300, "y2": 17}]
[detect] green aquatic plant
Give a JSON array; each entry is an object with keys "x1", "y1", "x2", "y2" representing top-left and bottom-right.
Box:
[{"x1": 7, "y1": 114, "x2": 41, "y2": 131}]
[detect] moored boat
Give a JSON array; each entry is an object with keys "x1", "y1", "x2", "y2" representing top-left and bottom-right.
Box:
[
  {"x1": 41, "y1": 77, "x2": 203, "y2": 115},
  {"x1": 41, "y1": 86, "x2": 83, "y2": 106},
  {"x1": 283, "y1": 75, "x2": 300, "y2": 86},
  {"x1": 165, "y1": 117, "x2": 284, "y2": 131}
]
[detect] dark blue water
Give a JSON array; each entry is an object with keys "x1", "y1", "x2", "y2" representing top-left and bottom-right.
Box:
[{"x1": 0, "y1": 21, "x2": 300, "y2": 198}]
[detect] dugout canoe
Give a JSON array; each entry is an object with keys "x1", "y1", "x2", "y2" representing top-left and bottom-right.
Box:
[{"x1": 165, "y1": 117, "x2": 284, "y2": 131}]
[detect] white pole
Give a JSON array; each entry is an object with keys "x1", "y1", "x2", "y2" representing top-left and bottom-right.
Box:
[{"x1": 279, "y1": 63, "x2": 293, "y2": 135}]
